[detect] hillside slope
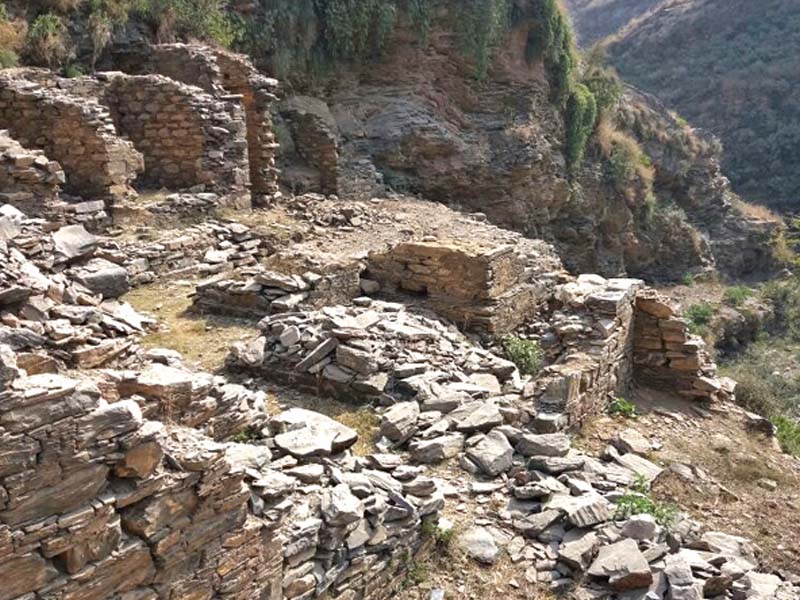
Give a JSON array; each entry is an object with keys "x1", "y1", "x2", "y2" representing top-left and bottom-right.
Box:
[
  {"x1": 0, "y1": 0, "x2": 786, "y2": 279},
  {"x1": 568, "y1": 0, "x2": 800, "y2": 210},
  {"x1": 564, "y1": 0, "x2": 663, "y2": 45}
]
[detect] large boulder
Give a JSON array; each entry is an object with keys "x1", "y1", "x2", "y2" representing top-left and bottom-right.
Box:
[
  {"x1": 71, "y1": 258, "x2": 130, "y2": 299},
  {"x1": 52, "y1": 224, "x2": 97, "y2": 262},
  {"x1": 466, "y1": 430, "x2": 513, "y2": 477}
]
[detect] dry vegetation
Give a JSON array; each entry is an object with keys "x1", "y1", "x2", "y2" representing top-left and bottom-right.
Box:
[
  {"x1": 578, "y1": 390, "x2": 800, "y2": 572},
  {"x1": 124, "y1": 279, "x2": 253, "y2": 372}
]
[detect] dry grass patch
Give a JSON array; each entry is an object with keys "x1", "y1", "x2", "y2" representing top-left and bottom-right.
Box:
[
  {"x1": 124, "y1": 280, "x2": 254, "y2": 372},
  {"x1": 730, "y1": 197, "x2": 783, "y2": 223}
]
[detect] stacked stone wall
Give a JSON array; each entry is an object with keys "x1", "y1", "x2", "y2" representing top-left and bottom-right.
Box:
[
  {"x1": 527, "y1": 276, "x2": 642, "y2": 432},
  {"x1": 0, "y1": 130, "x2": 64, "y2": 215},
  {"x1": 112, "y1": 43, "x2": 280, "y2": 201},
  {"x1": 0, "y1": 77, "x2": 143, "y2": 200},
  {"x1": 633, "y1": 289, "x2": 731, "y2": 401},
  {"x1": 103, "y1": 74, "x2": 250, "y2": 203},
  {"x1": 365, "y1": 239, "x2": 561, "y2": 334}
]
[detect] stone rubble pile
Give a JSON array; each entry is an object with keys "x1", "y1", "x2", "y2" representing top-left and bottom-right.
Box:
[
  {"x1": 228, "y1": 299, "x2": 521, "y2": 405},
  {"x1": 282, "y1": 193, "x2": 377, "y2": 229},
  {"x1": 0, "y1": 130, "x2": 64, "y2": 216},
  {"x1": 440, "y1": 427, "x2": 798, "y2": 599},
  {"x1": 192, "y1": 265, "x2": 360, "y2": 318},
  {"x1": 0, "y1": 346, "x2": 444, "y2": 600},
  {"x1": 0, "y1": 207, "x2": 149, "y2": 372},
  {"x1": 116, "y1": 219, "x2": 271, "y2": 285}
]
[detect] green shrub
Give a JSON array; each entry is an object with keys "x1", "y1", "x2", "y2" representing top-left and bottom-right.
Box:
[
  {"x1": 685, "y1": 301, "x2": 716, "y2": 335},
  {"x1": 565, "y1": 83, "x2": 597, "y2": 172},
  {"x1": 608, "y1": 397, "x2": 638, "y2": 419},
  {"x1": 615, "y1": 475, "x2": 678, "y2": 527},
  {"x1": 25, "y1": 13, "x2": 73, "y2": 68},
  {"x1": 774, "y1": 416, "x2": 800, "y2": 457},
  {"x1": 582, "y1": 46, "x2": 623, "y2": 115},
  {"x1": 761, "y1": 277, "x2": 800, "y2": 339},
  {"x1": 528, "y1": 0, "x2": 577, "y2": 100},
  {"x1": 134, "y1": 0, "x2": 237, "y2": 46},
  {"x1": 408, "y1": 0, "x2": 434, "y2": 44},
  {"x1": 456, "y1": 0, "x2": 511, "y2": 79},
  {"x1": 681, "y1": 272, "x2": 695, "y2": 287},
  {"x1": 0, "y1": 48, "x2": 18, "y2": 67},
  {"x1": 63, "y1": 62, "x2": 85, "y2": 77},
  {"x1": 421, "y1": 518, "x2": 455, "y2": 547},
  {"x1": 500, "y1": 335, "x2": 543, "y2": 376},
  {"x1": 723, "y1": 285, "x2": 754, "y2": 308},
  {"x1": 230, "y1": 427, "x2": 260, "y2": 443}
]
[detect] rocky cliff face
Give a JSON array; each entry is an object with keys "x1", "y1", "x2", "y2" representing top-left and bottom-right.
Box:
[{"x1": 260, "y1": 2, "x2": 782, "y2": 281}]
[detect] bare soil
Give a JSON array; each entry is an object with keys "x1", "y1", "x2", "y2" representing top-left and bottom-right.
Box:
[{"x1": 577, "y1": 388, "x2": 800, "y2": 573}]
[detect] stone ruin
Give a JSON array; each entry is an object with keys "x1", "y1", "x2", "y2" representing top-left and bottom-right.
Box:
[
  {"x1": 0, "y1": 130, "x2": 64, "y2": 216},
  {"x1": 0, "y1": 43, "x2": 282, "y2": 226},
  {"x1": 0, "y1": 40, "x2": 797, "y2": 600},
  {"x1": 364, "y1": 238, "x2": 562, "y2": 334},
  {"x1": 111, "y1": 43, "x2": 281, "y2": 202},
  {"x1": 0, "y1": 76, "x2": 143, "y2": 202}
]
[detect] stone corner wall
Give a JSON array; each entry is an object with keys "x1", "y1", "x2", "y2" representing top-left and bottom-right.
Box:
[
  {"x1": 111, "y1": 43, "x2": 281, "y2": 203},
  {"x1": 632, "y1": 289, "x2": 731, "y2": 402},
  {"x1": 364, "y1": 238, "x2": 560, "y2": 335},
  {"x1": 0, "y1": 76, "x2": 143, "y2": 201},
  {"x1": 101, "y1": 72, "x2": 251, "y2": 204}
]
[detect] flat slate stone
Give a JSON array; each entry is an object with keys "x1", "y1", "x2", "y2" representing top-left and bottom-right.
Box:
[
  {"x1": 588, "y1": 538, "x2": 653, "y2": 591},
  {"x1": 273, "y1": 408, "x2": 358, "y2": 458}
]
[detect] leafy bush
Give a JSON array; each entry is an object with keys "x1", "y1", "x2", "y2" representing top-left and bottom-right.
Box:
[
  {"x1": 582, "y1": 45, "x2": 623, "y2": 115},
  {"x1": 615, "y1": 475, "x2": 678, "y2": 526},
  {"x1": 500, "y1": 335, "x2": 543, "y2": 376},
  {"x1": 761, "y1": 277, "x2": 800, "y2": 339},
  {"x1": 455, "y1": 0, "x2": 511, "y2": 79},
  {"x1": 774, "y1": 416, "x2": 800, "y2": 457},
  {"x1": 723, "y1": 285, "x2": 754, "y2": 308},
  {"x1": 0, "y1": 48, "x2": 18, "y2": 67},
  {"x1": 528, "y1": 0, "x2": 577, "y2": 99},
  {"x1": 608, "y1": 396, "x2": 638, "y2": 418},
  {"x1": 565, "y1": 83, "x2": 597, "y2": 172},
  {"x1": 685, "y1": 302, "x2": 716, "y2": 335},
  {"x1": 25, "y1": 13, "x2": 73, "y2": 68},
  {"x1": 681, "y1": 272, "x2": 695, "y2": 287},
  {"x1": 134, "y1": 0, "x2": 237, "y2": 46}
]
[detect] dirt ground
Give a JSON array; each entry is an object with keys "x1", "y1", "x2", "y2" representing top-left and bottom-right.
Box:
[{"x1": 577, "y1": 388, "x2": 800, "y2": 573}]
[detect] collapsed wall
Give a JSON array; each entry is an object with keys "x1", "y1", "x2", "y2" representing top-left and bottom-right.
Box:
[
  {"x1": 0, "y1": 76, "x2": 143, "y2": 200},
  {"x1": 633, "y1": 289, "x2": 732, "y2": 401},
  {"x1": 112, "y1": 43, "x2": 281, "y2": 201},
  {"x1": 0, "y1": 130, "x2": 64, "y2": 215},
  {"x1": 1, "y1": 66, "x2": 256, "y2": 209},
  {"x1": 0, "y1": 208, "x2": 442, "y2": 600}
]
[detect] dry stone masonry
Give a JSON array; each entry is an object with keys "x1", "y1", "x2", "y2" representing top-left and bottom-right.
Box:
[
  {"x1": 365, "y1": 237, "x2": 562, "y2": 334},
  {"x1": 0, "y1": 131, "x2": 64, "y2": 216},
  {"x1": 0, "y1": 35, "x2": 796, "y2": 600},
  {"x1": 111, "y1": 43, "x2": 281, "y2": 202},
  {"x1": 0, "y1": 75, "x2": 143, "y2": 200}
]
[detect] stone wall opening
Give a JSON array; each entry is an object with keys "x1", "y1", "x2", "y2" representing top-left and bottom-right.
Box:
[
  {"x1": 111, "y1": 43, "x2": 280, "y2": 203},
  {"x1": 102, "y1": 73, "x2": 250, "y2": 202}
]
